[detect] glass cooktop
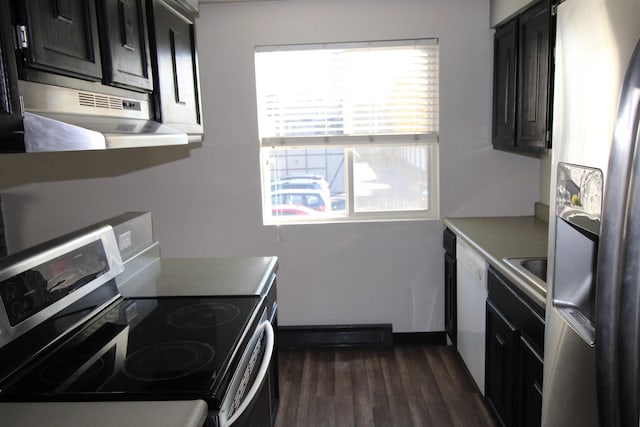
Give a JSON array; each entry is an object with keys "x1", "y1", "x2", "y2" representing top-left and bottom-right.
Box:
[{"x1": 0, "y1": 295, "x2": 260, "y2": 405}]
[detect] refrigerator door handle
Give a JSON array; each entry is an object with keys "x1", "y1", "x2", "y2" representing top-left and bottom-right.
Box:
[
  {"x1": 618, "y1": 122, "x2": 640, "y2": 427},
  {"x1": 596, "y1": 38, "x2": 640, "y2": 427}
]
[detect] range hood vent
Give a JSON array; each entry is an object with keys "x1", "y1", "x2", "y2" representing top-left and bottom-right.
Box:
[
  {"x1": 19, "y1": 81, "x2": 189, "y2": 152},
  {"x1": 77, "y1": 92, "x2": 125, "y2": 110}
]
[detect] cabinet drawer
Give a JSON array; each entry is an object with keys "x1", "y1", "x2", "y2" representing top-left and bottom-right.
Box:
[
  {"x1": 486, "y1": 300, "x2": 518, "y2": 426},
  {"x1": 488, "y1": 266, "x2": 545, "y2": 353},
  {"x1": 518, "y1": 335, "x2": 543, "y2": 427}
]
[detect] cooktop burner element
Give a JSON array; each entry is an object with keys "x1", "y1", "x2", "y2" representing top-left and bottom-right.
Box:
[
  {"x1": 123, "y1": 341, "x2": 215, "y2": 381},
  {"x1": 167, "y1": 302, "x2": 240, "y2": 328}
]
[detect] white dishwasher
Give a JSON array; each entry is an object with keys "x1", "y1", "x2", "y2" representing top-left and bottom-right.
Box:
[{"x1": 456, "y1": 238, "x2": 488, "y2": 394}]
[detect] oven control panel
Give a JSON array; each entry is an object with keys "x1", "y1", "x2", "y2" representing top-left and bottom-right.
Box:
[
  {"x1": 0, "y1": 225, "x2": 123, "y2": 351},
  {"x1": 0, "y1": 240, "x2": 109, "y2": 326}
]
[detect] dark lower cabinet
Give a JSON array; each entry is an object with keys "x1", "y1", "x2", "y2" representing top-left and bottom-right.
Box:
[
  {"x1": 518, "y1": 336, "x2": 543, "y2": 427},
  {"x1": 486, "y1": 267, "x2": 545, "y2": 427},
  {"x1": 444, "y1": 251, "x2": 457, "y2": 344},
  {"x1": 443, "y1": 228, "x2": 457, "y2": 344},
  {"x1": 486, "y1": 300, "x2": 518, "y2": 427}
]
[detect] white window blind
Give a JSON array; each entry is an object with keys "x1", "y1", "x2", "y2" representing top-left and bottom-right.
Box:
[
  {"x1": 255, "y1": 39, "x2": 440, "y2": 224},
  {"x1": 255, "y1": 39, "x2": 439, "y2": 144}
]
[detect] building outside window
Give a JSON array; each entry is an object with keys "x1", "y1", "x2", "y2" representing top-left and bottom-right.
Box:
[{"x1": 255, "y1": 39, "x2": 439, "y2": 224}]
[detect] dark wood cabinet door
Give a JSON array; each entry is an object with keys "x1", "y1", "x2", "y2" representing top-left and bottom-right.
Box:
[
  {"x1": 492, "y1": 19, "x2": 518, "y2": 150},
  {"x1": 0, "y1": 5, "x2": 23, "y2": 142},
  {"x1": 98, "y1": 0, "x2": 153, "y2": 91},
  {"x1": 444, "y1": 252, "x2": 457, "y2": 344},
  {"x1": 148, "y1": 0, "x2": 201, "y2": 131},
  {"x1": 516, "y1": 0, "x2": 551, "y2": 151},
  {"x1": 20, "y1": 0, "x2": 102, "y2": 81},
  {"x1": 518, "y1": 336, "x2": 544, "y2": 427},
  {"x1": 486, "y1": 300, "x2": 518, "y2": 427}
]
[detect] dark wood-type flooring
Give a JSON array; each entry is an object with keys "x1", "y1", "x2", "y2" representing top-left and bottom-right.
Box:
[{"x1": 275, "y1": 345, "x2": 496, "y2": 427}]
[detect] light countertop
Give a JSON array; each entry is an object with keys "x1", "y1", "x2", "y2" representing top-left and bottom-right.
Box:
[
  {"x1": 0, "y1": 400, "x2": 208, "y2": 427},
  {"x1": 119, "y1": 255, "x2": 278, "y2": 298},
  {"x1": 444, "y1": 215, "x2": 549, "y2": 308}
]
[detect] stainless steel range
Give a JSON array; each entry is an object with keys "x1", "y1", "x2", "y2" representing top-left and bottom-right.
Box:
[{"x1": 0, "y1": 223, "x2": 276, "y2": 427}]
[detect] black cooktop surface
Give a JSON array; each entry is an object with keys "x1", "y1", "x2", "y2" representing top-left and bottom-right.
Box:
[{"x1": 0, "y1": 295, "x2": 260, "y2": 404}]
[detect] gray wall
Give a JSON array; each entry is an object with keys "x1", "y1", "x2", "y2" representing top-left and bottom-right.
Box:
[
  {"x1": 0, "y1": 0, "x2": 540, "y2": 332},
  {"x1": 490, "y1": 0, "x2": 537, "y2": 26}
]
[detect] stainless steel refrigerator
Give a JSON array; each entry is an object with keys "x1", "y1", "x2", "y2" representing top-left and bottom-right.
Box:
[{"x1": 543, "y1": 0, "x2": 640, "y2": 425}]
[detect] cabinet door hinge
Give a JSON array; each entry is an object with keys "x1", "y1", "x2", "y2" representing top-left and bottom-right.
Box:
[
  {"x1": 546, "y1": 130, "x2": 551, "y2": 143},
  {"x1": 551, "y1": 5, "x2": 558, "y2": 16},
  {"x1": 14, "y1": 25, "x2": 28, "y2": 49},
  {"x1": 19, "y1": 96, "x2": 25, "y2": 117}
]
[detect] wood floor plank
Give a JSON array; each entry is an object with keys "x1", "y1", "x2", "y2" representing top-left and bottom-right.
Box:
[
  {"x1": 438, "y1": 346, "x2": 478, "y2": 395},
  {"x1": 309, "y1": 395, "x2": 336, "y2": 427},
  {"x1": 275, "y1": 350, "x2": 302, "y2": 427},
  {"x1": 410, "y1": 346, "x2": 445, "y2": 403},
  {"x1": 425, "y1": 345, "x2": 460, "y2": 400},
  {"x1": 275, "y1": 345, "x2": 496, "y2": 427},
  {"x1": 447, "y1": 397, "x2": 489, "y2": 427},
  {"x1": 426, "y1": 400, "x2": 455, "y2": 425},
  {"x1": 334, "y1": 349, "x2": 354, "y2": 397},
  {"x1": 335, "y1": 396, "x2": 356, "y2": 427},
  {"x1": 316, "y1": 350, "x2": 336, "y2": 397},
  {"x1": 365, "y1": 350, "x2": 392, "y2": 425},
  {"x1": 381, "y1": 349, "x2": 414, "y2": 426},
  {"x1": 472, "y1": 393, "x2": 497, "y2": 427},
  {"x1": 295, "y1": 351, "x2": 318, "y2": 425},
  {"x1": 351, "y1": 350, "x2": 375, "y2": 427},
  {"x1": 394, "y1": 346, "x2": 426, "y2": 397},
  {"x1": 407, "y1": 396, "x2": 434, "y2": 426}
]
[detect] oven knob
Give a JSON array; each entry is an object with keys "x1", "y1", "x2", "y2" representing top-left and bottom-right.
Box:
[
  {"x1": 3, "y1": 281, "x2": 17, "y2": 300},
  {"x1": 11, "y1": 301, "x2": 26, "y2": 320}
]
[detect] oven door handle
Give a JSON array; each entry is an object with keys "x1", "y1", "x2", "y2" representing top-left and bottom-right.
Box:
[{"x1": 222, "y1": 319, "x2": 275, "y2": 427}]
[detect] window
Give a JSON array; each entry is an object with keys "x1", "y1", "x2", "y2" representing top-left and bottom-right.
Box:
[{"x1": 255, "y1": 39, "x2": 439, "y2": 224}]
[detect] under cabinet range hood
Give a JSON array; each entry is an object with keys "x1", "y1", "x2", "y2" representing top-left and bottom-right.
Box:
[{"x1": 19, "y1": 81, "x2": 189, "y2": 152}]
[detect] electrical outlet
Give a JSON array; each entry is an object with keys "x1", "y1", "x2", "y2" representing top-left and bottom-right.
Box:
[{"x1": 118, "y1": 230, "x2": 132, "y2": 250}]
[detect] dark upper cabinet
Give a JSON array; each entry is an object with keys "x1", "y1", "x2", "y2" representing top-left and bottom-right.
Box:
[
  {"x1": 17, "y1": 0, "x2": 103, "y2": 81},
  {"x1": 492, "y1": 0, "x2": 554, "y2": 155},
  {"x1": 516, "y1": 0, "x2": 552, "y2": 151},
  {"x1": 97, "y1": 0, "x2": 153, "y2": 91},
  {"x1": 492, "y1": 20, "x2": 518, "y2": 150},
  {"x1": 14, "y1": 0, "x2": 153, "y2": 92},
  {"x1": 0, "y1": 4, "x2": 23, "y2": 149},
  {"x1": 147, "y1": 0, "x2": 202, "y2": 134}
]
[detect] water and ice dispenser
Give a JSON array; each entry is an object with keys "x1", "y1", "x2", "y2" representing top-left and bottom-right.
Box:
[{"x1": 553, "y1": 163, "x2": 603, "y2": 346}]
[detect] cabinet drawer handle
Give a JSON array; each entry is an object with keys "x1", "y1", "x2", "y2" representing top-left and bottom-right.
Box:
[{"x1": 533, "y1": 380, "x2": 543, "y2": 397}]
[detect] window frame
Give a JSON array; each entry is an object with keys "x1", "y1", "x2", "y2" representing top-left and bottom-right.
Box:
[{"x1": 255, "y1": 39, "x2": 440, "y2": 225}]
